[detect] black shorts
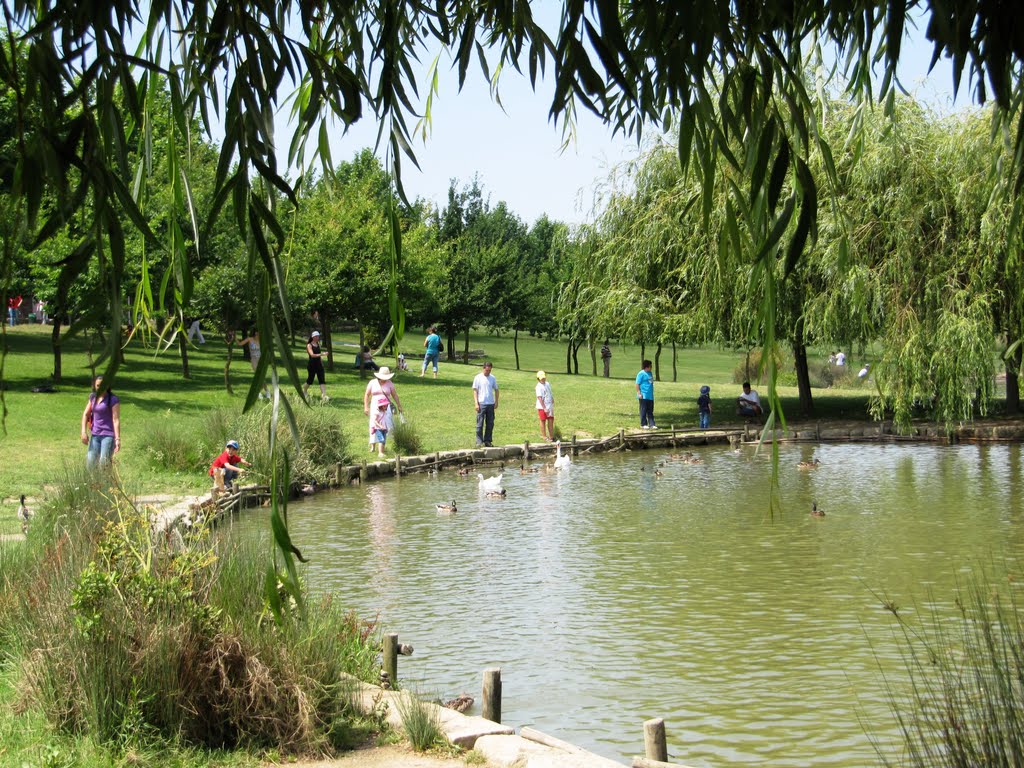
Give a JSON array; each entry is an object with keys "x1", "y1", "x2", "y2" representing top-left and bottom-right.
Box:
[{"x1": 306, "y1": 360, "x2": 325, "y2": 385}]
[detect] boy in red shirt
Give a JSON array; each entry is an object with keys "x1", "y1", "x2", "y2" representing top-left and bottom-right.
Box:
[{"x1": 209, "y1": 440, "x2": 251, "y2": 491}]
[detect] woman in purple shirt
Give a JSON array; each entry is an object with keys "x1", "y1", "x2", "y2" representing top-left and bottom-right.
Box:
[{"x1": 81, "y1": 376, "x2": 121, "y2": 470}]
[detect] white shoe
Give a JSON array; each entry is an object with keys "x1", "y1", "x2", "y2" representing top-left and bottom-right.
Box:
[
  {"x1": 650, "y1": 424, "x2": 658, "y2": 430},
  {"x1": 321, "y1": 395, "x2": 330, "y2": 402}
]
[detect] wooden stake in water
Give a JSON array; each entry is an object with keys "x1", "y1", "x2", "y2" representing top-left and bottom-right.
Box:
[
  {"x1": 482, "y1": 667, "x2": 502, "y2": 723},
  {"x1": 383, "y1": 632, "x2": 398, "y2": 686},
  {"x1": 644, "y1": 717, "x2": 668, "y2": 761}
]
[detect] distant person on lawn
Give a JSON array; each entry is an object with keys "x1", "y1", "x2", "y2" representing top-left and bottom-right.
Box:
[
  {"x1": 697, "y1": 385, "x2": 713, "y2": 430},
  {"x1": 535, "y1": 370, "x2": 555, "y2": 442},
  {"x1": 303, "y1": 330, "x2": 329, "y2": 402},
  {"x1": 601, "y1": 340, "x2": 612, "y2": 377},
  {"x1": 737, "y1": 382, "x2": 763, "y2": 418},
  {"x1": 236, "y1": 328, "x2": 269, "y2": 399},
  {"x1": 364, "y1": 366, "x2": 403, "y2": 452},
  {"x1": 81, "y1": 375, "x2": 121, "y2": 470},
  {"x1": 421, "y1": 326, "x2": 442, "y2": 378},
  {"x1": 473, "y1": 361, "x2": 499, "y2": 447}
]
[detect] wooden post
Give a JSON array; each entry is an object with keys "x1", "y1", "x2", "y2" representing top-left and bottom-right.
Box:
[
  {"x1": 671, "y1": 425, "x2": 676, "y2": 448},
  {"x1": 383, "y1": 633, "x2": 398, "y2": 687},
  {"x1": 571, "y1": 434, "x2": 578, "y2": 456},
  {"x1": 435, "y1": 452, "x2": 441, "y2": 470},
  {"x1": 395, "y1": 454, "x2": 402, "y2": 477},
  {"x1": 523, "y1": 440, "x2": 530, "y2": 460},
  {"x1": 360, "y1": 460, "x2": 368, "y2": 482},
  {"x1": 644, "y1": 718, "x2": 668, "y2": 762},
  {"x1": 336, "y1": 462, "x2": 344, "y2": 486},
  {"x1": 482, "y1": 667, "x2": 502, "y2": 723},
  {"x1": 619, "y1": 428, "x2": 625, "y2": 448}
]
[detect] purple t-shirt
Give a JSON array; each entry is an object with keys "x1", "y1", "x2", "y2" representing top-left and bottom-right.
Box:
[{"x1": 89, "y1": 392, "x2": 120, "y2": 437}]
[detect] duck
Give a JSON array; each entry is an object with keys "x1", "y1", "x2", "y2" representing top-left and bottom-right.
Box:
[
  {"x1": 436, "y1": 500, "x2": 458, "y2": 514},
  {"x1": 441, "y1": 693, "x2": 474, "y2": 713},
  {"x1": 654, "y1": 469, "x2": 664, "y2": 477},
  {"x1": 553, "y1": 440, "x2": 571, "y2": 469},
  {"x1": 810, "y1": 501, "x2": 826, "y2": 517},
  {"x1": 458, "y1": 467, "x2": 472, "y2": 476},
  {"x1": 683, "y1": 452, "x2": 704, "y2": 465},
  {"x1": 299, "y1": 481, "x2": 317, "y2": 495},
  {"x1": 17, "y1": 495, "x2": 31, "y2": 534},
  {"x1": 797, "y1": 458, "x2": 821, "y2": 470},
  {"x1": 484, "y1": 489, "x2": 507, "y2": 499},
  {"x1": 477, "y1": 473, "x2": 504, "y2": 492},
  {"x1": 519, "y1": 463, "x2": 540, "y2": 474}
]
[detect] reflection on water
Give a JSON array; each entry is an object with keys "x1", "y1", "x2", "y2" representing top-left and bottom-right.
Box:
[{"x1": 238, "y1": 443, "x2": 1024, "y2": 766}]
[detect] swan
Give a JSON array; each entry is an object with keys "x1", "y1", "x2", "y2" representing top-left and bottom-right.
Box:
[
  {"x1": 436, "y1": 500, "x2": 458, "y2": 514},
  {"x1": 553, "y1": 441, "x2": 571, "y2": 469},
  {"x1": 17, "y1": 495, "x2": 30, "y2": 534},
  {"x1": 477, "y1": 473, "x2": 504, "y2": 492},
  {"x1": 810, "y1": 501, "x2": 826, "y2": 517}
]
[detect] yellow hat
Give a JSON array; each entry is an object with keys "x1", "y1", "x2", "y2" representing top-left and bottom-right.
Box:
[{"x1": 536, "y1": 370, "x2": 546, "y2": 380}]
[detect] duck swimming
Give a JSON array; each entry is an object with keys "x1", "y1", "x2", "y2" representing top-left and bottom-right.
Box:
[
  {"x1": 520, "y1": 463, "x2": 540, "y2": 474},
  {"x1": 797, "y1": 458, "x2": 821, "y2": 470},
  {"x1": 436, "y1": 500, "x2": 458, "y2": 514},
  {"x1": 458, "y1": 467, "x2": 472, "y2": 476},
  {"x1": 484, "y1": 489, "x2": 507, "y2": 499},
  {"x1": 810, "y1": 501, "x2": 825, "y2": 517}
]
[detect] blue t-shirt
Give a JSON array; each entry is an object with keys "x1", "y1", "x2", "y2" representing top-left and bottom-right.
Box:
[
  {"x1": 636, "y1": 370, "x2": 654, "y2": 400},
  {"x1": 425, "y1": 333, "x2": 441, "y2": 355}
]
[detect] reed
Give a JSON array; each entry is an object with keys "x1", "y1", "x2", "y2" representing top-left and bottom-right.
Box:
[{"x1": 393, "y1": 687, "x2": 444, "y2": 752}]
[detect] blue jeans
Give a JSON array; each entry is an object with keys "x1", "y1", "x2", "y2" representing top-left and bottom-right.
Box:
[
  {"x1": 7, "y1": 307, "x2": 16, "y2": 326},
  {"x1": 86, "y1": 435, "x2": 115, "y2": 470},
  {"x1": 639, "y1": 398, "x2": 655, "y2": 428},
  {"x1": 223, "y1": 468, "x2": 239, "y2": 486},
  {"x1": 699, "y1": 411, "x2": 711, "y2": 429},
  {"x1": 422, "y1": 352, "x2": 439, "y2": 372},
  {"x1": 476, "y1": 404, "x2": 495, "y2": 445}
]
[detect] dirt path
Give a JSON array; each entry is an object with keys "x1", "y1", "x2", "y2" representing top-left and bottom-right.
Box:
[{"x1": 271, "y1": 744, "x2": 486, "y2": 767}]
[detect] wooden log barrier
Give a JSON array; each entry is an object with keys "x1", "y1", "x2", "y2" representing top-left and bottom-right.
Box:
[
  {"x1": 482, "y1": 667, "x2": 501, "y2": 723},
  {"x1": 571, "y1": 434, "x2": 578, "y2": 456},
  {"x1": 524, "y1": 440, "x2": 530, "y2": 460},
  {"x1": 395, "y1": 454, "x2": 402, "y2": 477},
  {"x1": 383, "y1": 632, "x2": 398, "y2": 687},
  {"x1": 360, "y1": 460, "x2": 368, "y2": 482},
  {"x1": 619, "y1": 428, "x2": 625, "y2": 448},
  {"x1": 644, "y1": 717, "x2": 668, "y2": 762}
]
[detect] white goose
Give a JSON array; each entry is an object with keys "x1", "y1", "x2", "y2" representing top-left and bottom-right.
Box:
[
  {"x1": 553, "y1": 441, "x2": 571, "y2": 470},
  {"x1": 477, "y1": 473, "x2": 504, "y2": 493}
]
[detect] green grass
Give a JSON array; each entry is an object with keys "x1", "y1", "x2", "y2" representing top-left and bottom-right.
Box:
[{"x1": 0, "y1": 323, "x2": 882, "y2": 507}]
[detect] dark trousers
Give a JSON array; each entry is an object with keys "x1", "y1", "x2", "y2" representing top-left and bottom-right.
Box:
[
  {"x1": 639, "y1": 398, "x2": 655, "y2": 427},
  {"x1": 603, "y1": 358, "x2": 610, "y2": 377},
  {"x1": 476, "y1": 404, "x2": 495, "y2": 445}
]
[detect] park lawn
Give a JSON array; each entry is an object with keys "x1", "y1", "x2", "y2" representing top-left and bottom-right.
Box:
[{"x1": 0, "y1": 323, "x2": 876, "y2": 521}]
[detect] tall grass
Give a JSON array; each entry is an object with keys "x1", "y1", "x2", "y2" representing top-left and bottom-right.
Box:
[
  {"x1": 886, "y1": 576, "x2": 1024, "y2": 767},
  {"x1": 1, "y1": 469, "x2": 381, "y2": 756},
  {"x1": 393, "y1": 688, "x2": 444, "y2": 752}
]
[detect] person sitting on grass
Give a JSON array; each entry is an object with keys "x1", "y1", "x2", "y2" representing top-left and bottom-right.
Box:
[
  {"x1": 737, "y1": 382, "x2": 763, "y2": 418},
  {"x1": 209, "y1": 440, "x2": 251, "y2": 492}
]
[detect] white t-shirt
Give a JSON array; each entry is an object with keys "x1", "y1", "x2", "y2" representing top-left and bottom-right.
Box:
[
  {"x1": 535, "y1": 381, "x2": 553, "y2": 412},
  {"x1": 858, "y1": 365, "x2": 869, "y2": 378},
  {"x1": 740, "y1": 389, "x2": 761, "y2": 408},
  {"x1": 473, "y1": 372, "x2": 498, "y2": 405},
  {"x1": 835, "y1": 351, "x2": 846, "y2": 366}
]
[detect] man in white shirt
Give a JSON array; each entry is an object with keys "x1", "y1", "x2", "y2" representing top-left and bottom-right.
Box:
[
  {"x1": 472, "y1": 361, "x2": 499, "y2": 447},
  {"x1": 858, "y1": 363, "x2": 870, "y2": 379},
  {"x1": 835, "y1": 350, "x2": 846, "y2": 366},
  {"x1": 737, "y1": 381, "x2": 763, "y2": 418}
]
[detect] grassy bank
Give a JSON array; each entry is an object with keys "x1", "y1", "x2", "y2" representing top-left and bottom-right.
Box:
[{"x1": 0, "y1": 323, "x2": 881, "y2": 507}]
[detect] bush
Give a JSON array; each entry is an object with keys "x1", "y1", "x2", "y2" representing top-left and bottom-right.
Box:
[
  {"x1": 389, "y1": 417, "x2": 422, "y2": 456},
  {"x1": 5, "y1": 476, "x2": 380, "y2": 755},
  {"x1": 731, "y1": 347, "x2": 786, "y2": 384}
]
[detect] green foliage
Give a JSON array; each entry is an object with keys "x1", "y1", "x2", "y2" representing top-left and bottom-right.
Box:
[
  {"x1": 389, "y1": 416, "x2": 423, "y2": 456},
  {"x1": 393, "y1": 690, "x2": 445, "y2": 752}
]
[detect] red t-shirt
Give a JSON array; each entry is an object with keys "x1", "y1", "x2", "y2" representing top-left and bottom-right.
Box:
[{"x1": 209, "y1": 449, "x2": 242, "y2": 476}]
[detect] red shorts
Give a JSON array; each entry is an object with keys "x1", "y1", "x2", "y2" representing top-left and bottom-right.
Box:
[{"x1": 537, "y1": 409, "x2": 551, "y2": 422}]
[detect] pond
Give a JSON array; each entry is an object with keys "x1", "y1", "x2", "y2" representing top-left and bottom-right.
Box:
[{"x1": 235, "y1": 442, "x2": 1024, "y2": 766}]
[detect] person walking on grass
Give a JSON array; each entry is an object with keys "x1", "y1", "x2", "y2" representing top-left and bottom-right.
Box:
[
  {"x1": 364, "y1": 366, "x2": 403, "y2": 453},
  {"x1": 601, "y1": 340, "x2": 612, "y2": 377},
  {"x1": 236, "y1": 328, "x2": 269, "y2": 399},
  {"x1": 697, "y1": 385, "x2": 713, "y2": 430},
  {"x1": 81, "y1": 375, "x2": 121, "y2": 470},
  {"x1": 473, "y1": 361, "x2": 499, "y2": 447},
  {"x1": 370, "y1": 396, "x2": 390, "y2": 457},
  {"x1": 535, "y1": 370, "x2": 555, "y2": 442},
  {"x1": 635, "y1": 360, "x2": 656, "y2": 429},
  {"x1": 421, "y1": 326, "x2": 442, "y2": 378},
  {"x1": 303, "y1": 330, "x2": 329, "y2": 402}
]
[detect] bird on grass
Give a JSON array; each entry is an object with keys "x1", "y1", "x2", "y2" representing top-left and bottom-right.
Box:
[
  {"x1": 553, "y1": 440, "x2": 571, "y2": 469},
  {"x1": 477, "y1": 473, "x2": 504, "y2": 492},
  {"x1": 436, "y1": 500, "x2": 458, "y2": 514},
  {"x1": 798, "y1": 458, "x2": 822, "y2": 470},
  {"x1": 810, "y1": 501, "x2": 826, "y2": 517},
  {"x1": 17, "y1": 495, "x2": 31, "y2": 534}
]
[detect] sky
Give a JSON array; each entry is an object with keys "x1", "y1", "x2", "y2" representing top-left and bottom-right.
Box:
[{"x1": 300, "y1": 10, "x2": 973, "y2": 228}]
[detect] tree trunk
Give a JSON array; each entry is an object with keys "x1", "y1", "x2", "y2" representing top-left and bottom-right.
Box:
[
  {"x1": 572, "y1": 340, "x2": 583, "y2": 374},
  {"x1": 322, "y1": 308, "x2": 335, "y2": 372},
  {"x1": 463, "y1": 327, "x2": 470, "y2": 363},
  {"x1": 792, "y1": 324, "x2": 814, "y2": 417},
  {"x1": 223, "y1": 331, "x2": 235, "y2": 395},
  {"x1": 358, "y1": 326, "x2": 366, "y2": 379},
  {"x1": 50, "y1": 319, "x2": 62, "y2": 382},
  {"x1": 1007, "y1": 347, "x2": 1022, "y2": 414},
  {"x1": 654, "y1": 343, "x2": 662, "y2": 382},
  {"x1": 590, "y1": 340, "x2": 597, "y2": 376},
  {"x1": 640, "y1": 343, "x2": 646, "y2": 367},
  {"x1": 178, "y1": 332, "x2": 192, "y2": 379},
  {"x1": 514, "y1": 328, "x2": 520, "y2": 370},
  {"x1": 672, "y1": 341, "x2": 677, "y2": 382},
  {"x1": 447, "y1": 331, "x2": 456, "y2": 361},
  {"x1": 565, "y1": 339, "x2": 572, "y2": 374}
]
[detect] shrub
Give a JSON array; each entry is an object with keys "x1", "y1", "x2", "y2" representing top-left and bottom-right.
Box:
[
  {"x1": 389, "y1": 417, "x2": 422, "y2": 456},
  {"x1": 144, "y1": 413, "x2": 214, "y2": 473},
  {"x1": 731, "y1": 347, "x2": 786, "y2": 384},
  {"x1": 8, "y1": 477, "x2": 380, "y2": 755},
  {"x1": 393, "y1": 689, "x2": 444, "y2": 752}
]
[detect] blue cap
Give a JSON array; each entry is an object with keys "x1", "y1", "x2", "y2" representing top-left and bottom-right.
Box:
[{"x1": 226, "y1": 440, "x2": 240, "y2": 449}]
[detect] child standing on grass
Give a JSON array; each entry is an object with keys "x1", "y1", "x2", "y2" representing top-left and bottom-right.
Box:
[
  {"x1": 371, "y1": 396, "x2": 390, "y2": 456},
  {"x1": 697, "y1": 385, "x2": 713, "y2": 430}
]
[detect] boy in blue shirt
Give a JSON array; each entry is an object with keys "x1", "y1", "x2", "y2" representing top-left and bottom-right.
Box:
[{"x1": 635, "y1": 360, "x2": 656, "y2": 429}]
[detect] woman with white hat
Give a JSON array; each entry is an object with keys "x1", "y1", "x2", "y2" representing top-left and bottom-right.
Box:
[
  {"x1": 303, "y1": 330, "x2": 329, "y2": 402},
  {"x1": 535, "y1": 370, "x2": 555, "y2": 442},
  {"x1": 364, "y1": 366, "x2": 403, "y2": 451}
]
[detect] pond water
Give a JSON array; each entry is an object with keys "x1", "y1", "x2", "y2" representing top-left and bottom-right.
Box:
[{"x1": 235, "y1": 442, "x2": 1024, "y2": 766}]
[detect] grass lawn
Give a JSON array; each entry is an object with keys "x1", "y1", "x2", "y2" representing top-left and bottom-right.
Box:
[{"x1": 0, "y1": 323, "x2": 877, "y2": 514}]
